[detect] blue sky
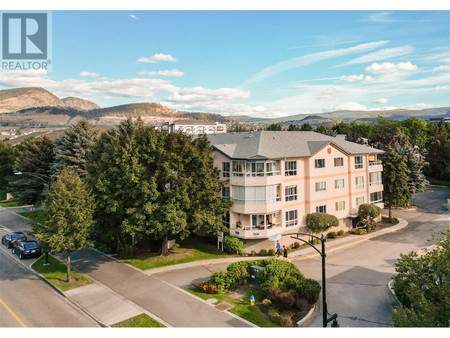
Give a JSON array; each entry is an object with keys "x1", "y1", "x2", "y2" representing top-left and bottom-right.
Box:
[{"x1": 1, "y1": 10, "x2": 450, "y2": 117}]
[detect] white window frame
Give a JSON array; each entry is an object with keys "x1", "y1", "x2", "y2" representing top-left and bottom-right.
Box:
[
  {"x1": 335, "y1": 200, "x2": 345, "y2": 211},
  {"x1": 222, "y1": 162, "x2": 230, "y2": 178},
  {"x1": 369, "y1": 172, "x2": 382, "y2": 186},
  {"x1": 315, "y1": 159, "x2": 325, "y2": 168},
  {"x1": 315, "y1": 181, "x2": 326, "y2": 192},
  {"x1": 356, "y1": 196, "x2": 365, "y2": 206},
  {"x1": 370, "y1": 191, "x2": 383, "y2": 204},
  {"x1": 334, "y1": 157, "x2": 344, "y2": 167},
  {"x1": 316, "y1": 205, "x2": 327, "y2": 213},
  {"x1": 355, "y1": 156, "x2": 364, "y2": 169},
  {"x1": 334, "y1": 179, "x2": 344, "y2": 189},
  {"x1": 285, "y1": 185, "x2": 298, "y2": 201},
  {"x1": 285, "y1": 160, "x2": 297, "y2": 176},
  {"x1": 232, "y1": 160, "x2": 246, "y2": 176},
  {"x1": 355, "y1": 176, "x2": 365, "y2": 190},
  {"x1": 285, "y1": 210, "x2": 298, "y2": 227}
]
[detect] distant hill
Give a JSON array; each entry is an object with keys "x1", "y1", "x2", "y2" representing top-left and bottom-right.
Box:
[{"x1": 61, "y1": 97, "x2": 100, "y2": 110}]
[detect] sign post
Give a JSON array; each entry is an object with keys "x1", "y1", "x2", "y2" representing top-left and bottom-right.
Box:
[{"x1": 217, "y1": 232, "x2": 224, "y2": 251}]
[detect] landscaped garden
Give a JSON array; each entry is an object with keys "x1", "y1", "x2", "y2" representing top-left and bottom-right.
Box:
[{"x1": 191, "y1": 259, "x2": 321, "y2": 327}]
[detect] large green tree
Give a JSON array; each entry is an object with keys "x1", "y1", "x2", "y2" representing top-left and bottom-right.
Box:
[
  {"x1": 87, "y1": 119, "x2": 230, "y2": 254},
  {"x1": 34, "y1": 168, "x2": 95, "y2": 283},
  {"x1": 392, "y1": 230, "x2": 449, "y2": 327},
  {"x1": 9, "y1": 136, "x2": 54, "y2": 204},
  {"x1": 382, "y1": 145, "x2": 411, "y2": 219},
  {"x1": 0, "y1": 142, "x2": 15, "y2": 191},
  {"x1": 426, "y1": 120, "x2": 450, "y2": 180},
  {"x1": 52, "y1": 120, "x2": 97, "y2": 177}
]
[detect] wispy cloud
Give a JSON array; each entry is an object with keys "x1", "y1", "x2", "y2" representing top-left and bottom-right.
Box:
[
  {"x1": 129, "y1": 13, "x2": 138, "y2": 20},
  {"x1": 242, "y1": 40, "x2": 389, "y2": 86},
  {"x1": 373, "y1": 98, "x2": 388, "y2": 104},
  {"x1": 340, "y1": 74, "x2": 374, "y2": 83},
  {"x1": 361, "y1": 12, "x2": 431, "y2": 24},
  {"x1": 336, "y1": 46, "x2": 413, "y2": 67},
  {"x1": 365, "y1": 62, "x2": 418, "y2": 74},
  {"x1": 80, "y1": 71, "x2": 100, "y2": 77},
  {"x1": 138, "y1": 53, "x2": 177, "y2": 63},
  {"x1": 139, "y1": 70, "x2": 185, "y2": 77},
  {"x1": 433, "y1": 65, "x2": 450, "y2": 72}
]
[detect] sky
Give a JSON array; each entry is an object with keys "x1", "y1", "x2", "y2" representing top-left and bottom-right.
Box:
[{"x1": 1, "y1": 10, "x2": 450, "y2": 118}]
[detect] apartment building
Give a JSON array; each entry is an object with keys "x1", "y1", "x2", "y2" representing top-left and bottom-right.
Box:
[
  {"x1": 160, "y1": 120, "x2": 227, "y2": 135},
  {"x1": 208, "y1": 131, "x2": 384, "y2": 249}
]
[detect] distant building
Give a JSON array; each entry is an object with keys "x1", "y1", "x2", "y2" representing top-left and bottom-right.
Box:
[
  {"x1": 159, "y1": 120, "x2": 227, "y2": 135},
  {"x1": 428, "y1": 117, "x2": 450, "y2": 125}
]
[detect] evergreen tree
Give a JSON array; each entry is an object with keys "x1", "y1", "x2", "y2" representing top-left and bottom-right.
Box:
[
  {"x1": 9, "y1": 136, "x2": 54, "y2": 204},
  {"x1": 426, "y1": 121, "x2": 450, "y2": 179},
  {"x1": 287, "y1": 124, "x2": 301, "y2": 131},
  {"x1": 34, "y1": 168, "x2": 95, "y2": 283},
  {"x1": 382, "y1": 145, "x2": 411, "y2": 219},
  {"x1": 53, "y1": 120, "x2": 97, "y2": 177},
  {"x1": 0, "y1": 142, "x2": 15, "y2": 190},
  {"x1": 266, "y1": 123, "x2": 282, "y2": 131},
  {"x1": 300, "y1": 123, "x2": 313, "y2": 131}
]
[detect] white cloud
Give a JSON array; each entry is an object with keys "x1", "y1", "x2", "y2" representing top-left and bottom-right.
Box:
[
  {"x1": 340, "y1": 74, "x2": 374, "y2": 82},
  {"x1": 365, "y1": 62, "x2": 418, "y2": 74},
  {"x1": 129, "y1": 14, "x2": 138, "y2": 20},
  {"x1": 337, "y1": 46, "x2": 414, "y2": 67},
  {"x1": 435, "y1": 85, "x2": 450, "y2": 90},
  {"x1": 242, "y1": 41, "x2": 389, "y2": 85},
  {"x1": 138, "y1": 53, "x2": 177, "y2": 63},
  {"x1": 325, "y1": 102, "x2": 368, "y2": 112},
  {"x1": 433, "y1": 65, "x2": 450, "y2": 72},
  {"x1": 139, "y1": 70, "x2": 185, "y2": 77},
  {"x1": 166, "y1": 87, "x2": 250, "y2": 103},
  {"x1": 374, "y1": 98, "x2": 388, "y2": 104},
  {"x1": 401, "y1": 103, "x2": 435, "y2": 110},
  {"x1": 362, "y1": 12, "x2": 399, "y2": 23},
  {"x1": 80, "y1": 71, "x2": 100, "y2": 77}
]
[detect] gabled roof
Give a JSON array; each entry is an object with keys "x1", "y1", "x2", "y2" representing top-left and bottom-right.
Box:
[{"x1": 208, "y1": 131, "x2": 383, "y2": 160}]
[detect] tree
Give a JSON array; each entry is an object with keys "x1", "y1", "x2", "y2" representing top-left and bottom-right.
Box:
[
  {"x1": 287, "y1": 124, "x2": 301, "y2": 131},
  {"x1": 0, "y1": 142, "x2": 15, "y2": 190},
  {"x1": 300, "y1": 123, "x2": 313, "y2": 131},
  {"x1": 392, "y1": 230, "x2": 449, "y2": 327},
  {"x1": 52, "y1": 120, "x2": 97, "y2": 177},
  {"x1": 426, "y1": 121, "x2": 450, "y2": 180},
  {"x1": 314, "y1": 125, "x2": 336, "y2": 136},
  {"x1": 266, "y1": 123, "x2": 282, "y2": 131},
  {"x1": 34, "y1": 168, "x2": 95, "y2": 283},
  {"x1": 305, "y1": 213, "x2": 339, "y2": 233},
  {"x1": 382, "y1": 145, "x2": 411, "y2": 219},
  {"x1": 9, "y1": 136, "x2": 54, "y2": 204}
]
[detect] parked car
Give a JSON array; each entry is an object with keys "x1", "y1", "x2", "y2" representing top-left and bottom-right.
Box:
[
  {"x1": 12, "y1": 240, "x2": 41, "y2": 259},
  {"x1": 1, "y1": 232, "x2": 27, "y2": 248}
]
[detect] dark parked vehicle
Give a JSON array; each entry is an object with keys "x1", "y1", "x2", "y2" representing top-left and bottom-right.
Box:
[
  {"x1": 12, "y1": 240, "x2": 41, "y2": 259},
  {"x1": 1, "y1": 232, "x2": 27, "y2": 248}
]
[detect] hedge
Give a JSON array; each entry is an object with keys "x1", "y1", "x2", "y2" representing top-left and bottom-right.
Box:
[
  {"x1": 223, "y1": 236, "x2": 245, "y2": 255},
  {"x1": 306, "y1": 213, "x2": 339, "y2": 233},
  {"x1": 358, "y1": 204, "x2": 381, "y2": 220}
]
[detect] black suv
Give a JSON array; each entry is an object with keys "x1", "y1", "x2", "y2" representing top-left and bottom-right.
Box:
[
  {"x1": 1, "y1": 232, "x2": 27, "y2": 248},
  {"x1": 12, "y1": 240, "x2": 41, "y2": 259}
]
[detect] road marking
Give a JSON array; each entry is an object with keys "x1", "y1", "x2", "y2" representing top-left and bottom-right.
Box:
[{"x1": 0, "y1": 297, "x2": 27, "y2": 327}]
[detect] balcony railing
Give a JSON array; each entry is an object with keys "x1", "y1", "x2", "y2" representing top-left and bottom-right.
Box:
[
  {"x1": 369, "y1": 161, "x2": 382, "y2": 166},
  {"x1": 232, "y1": 170, "x2": 281, "y2": 177},
  {"x1": 370, "y1": 199, "x2": 383, "y2": 204},
  {"x1": 232, "y1": 197, "x2": 281, "y2": 205},
  {"x1": 234, "y1": 222, "x2": 282, "y2": 231},
  {"x1": 369, "y1": 181, "x2": 382, "y2": 186}
]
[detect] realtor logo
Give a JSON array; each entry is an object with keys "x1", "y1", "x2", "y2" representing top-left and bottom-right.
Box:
[{"x1": 1, "y1": 12, "x2": 51, "y2": 71}]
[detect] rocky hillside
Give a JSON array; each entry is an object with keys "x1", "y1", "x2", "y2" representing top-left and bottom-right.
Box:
[{"x1": 0, "y1": 87, "x2": 99, "y2": 113}]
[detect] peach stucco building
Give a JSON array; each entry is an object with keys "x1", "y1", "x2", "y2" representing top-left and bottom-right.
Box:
[{"x1": 208, "y1": 131, "x2": 384, "y2": 251}]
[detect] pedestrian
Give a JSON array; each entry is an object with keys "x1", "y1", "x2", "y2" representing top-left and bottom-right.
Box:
[
  {"x1": 283, "y1": 245, "x2": 288, "y2": 259},
  {"x1": 276, "y1": 241, "x2": 281, "y2": 256}
]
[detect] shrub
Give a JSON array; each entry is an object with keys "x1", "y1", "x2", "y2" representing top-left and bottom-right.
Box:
[
  {"x1": 286, "y1": 246, "x2": 292, "y2": 253},
  {"x1": 280, "y1": 275, "x2": 299, "y2": 292},
  {"x1": 259, "y1": 249, "x2": 268, "y2": 256},
  {"x1": 226, "y1": 261, "x2": 250, "y2": 288},
  {"x1": 327, "y1": 231, "x2": 337, "y2": 239},
  {"x1": 275, "y1": 291, "x2": 296, "y2": 310},
  {"x1": 279, "y1": 315, "x2": 294, "y2": 327},
  {"x1": 337, "y1": 230, "x2": 345, "y2": 236},
  {"x1": 292, "y1": 241, "x2": 301, "y2": 249},
  {"x1": 223, "y1": 236, "x2": 245, "y2": 255},
  {"x1": 263, "y1": 286, "x2": 281, "y2": 301},
  {"x1": 390, "y1": 217, "x2": 399, "y2": 224},
  {"x1": 268, "y1": 249, "x2": 275, "y2": 256},
  {"x1": 294, "y1": 296, "x2": 309, "y2": 311},
  {"x1": 250, "y1": 250, "x2": 257, "y2": 256},
  {"x1": 209, "y1": 271, "x2": 232, "y2": 293},
  {"x1": 351, "y1": 228, "x2": 367, "y2": 235},
  {"x1": 268, "y1": 309, "x2": 281, "y2": 324},
  {"x1": 358, "y1": 204, "x2": 381, "y2": 220},
  {"x1": 259, "y1": 259, "x2": 304, "y2": 287},
  {"x1": 306, "y1": 213, "x2": 339, "y2": 233},
  {"x1": 198, "y1": 281, "x2": 218, "y2": 294},
  {"x1": 296, "y1": 278, "x2": 321, "y2": 304},
  {"x1": 311, "y1": 238, "x2": 321, "y2": 245},
  {"x1": 262, "y1": 298, "x2": 272, "y2": 307}
]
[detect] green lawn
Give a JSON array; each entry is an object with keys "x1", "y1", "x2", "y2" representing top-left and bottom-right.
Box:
[
  {"x1": 19, "y1": 210, "x2": 45, "y2": 223},
  {"x1": 124, "y1": 239, "x2": 234, "y2": 270},
  {"x1": 187, "y1": 286, "x2": 279, "y2": 327},
  {"x1": 0, "y1": 200, "x2": 21, "y2": 207},
  {"x1": 32, "y1": 255, "x2": 92, "y2": 292},
  {"x1": 427, "y1": 177, "x2": 450, "y2": 186},
  {"x1": 112, "y1": 314, "x2": 165, "y2": 328}
]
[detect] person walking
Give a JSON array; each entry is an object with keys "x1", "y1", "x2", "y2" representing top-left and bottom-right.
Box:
[
  {"x1": 283, "y1": 245, "x2": 288, "y2": 259},
  {"x1": 276, "y1": 241, "x2": 281, "y2": 257}
]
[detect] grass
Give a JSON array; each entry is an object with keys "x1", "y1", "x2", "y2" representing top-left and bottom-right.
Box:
[
  {"x1": 19, "y1": 210, "x2": 45, "y2": 223},
  {"x1": 124, "y1": 238, "x2": 234, "y2": 271},
  {"x1": 0, "y1": 200, "x2": 21, "y2": 207},
  {"x1": 32, "y1": 255, "x2": 92, "y2": 292},
  {"x1": 0, "y1": 190, "x2": 6, "y2": 201},
  {"x1": 187, "y1": 286, "x2": 279, "y2": 327},
  {"x1": 427, "y1": 177, "x2": 450, "y2": 186},
  {"x1": 112, "y1": 314, "x2": 165, "y2": 328}
]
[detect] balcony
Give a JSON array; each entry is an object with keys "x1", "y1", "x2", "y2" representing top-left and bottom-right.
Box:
[
  {"x1": 230, "y1": 222, "x2": 283, "y2": 239},
  {"x1": 368, "y1": 161, "x2": 383, "y2": 173}
]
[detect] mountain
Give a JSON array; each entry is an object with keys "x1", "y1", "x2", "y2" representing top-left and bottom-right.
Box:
[{"x1": 0, "y1": 87, "x2": 99, "y2": 113}]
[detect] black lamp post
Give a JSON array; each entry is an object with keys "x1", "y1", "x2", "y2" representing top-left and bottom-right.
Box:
[
  {"x1": 285, "y1": 232, "x2": 339, "y2": 328},
  {"x1": 14, "y1": 171, "x2": 51, "y2": 265}
]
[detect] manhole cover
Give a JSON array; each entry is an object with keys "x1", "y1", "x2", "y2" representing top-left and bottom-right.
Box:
[{"x1": 215, "y1": 302, "x2": 234, "y2": 311}]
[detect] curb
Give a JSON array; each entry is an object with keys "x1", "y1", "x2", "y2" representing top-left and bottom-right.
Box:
[
  {"x1": 387, "y1": 280, "x2": 401, "y2": 306},
  {"x1": 297, "y1": 304, "x2": 316, "y2": 327},
  {"x1": 224, "y1": 310, "x2": 258, "y2": 328}
]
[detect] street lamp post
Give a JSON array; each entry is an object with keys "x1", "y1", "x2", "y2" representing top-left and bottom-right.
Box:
[
  {"x1": 14, "y1": 171, "x2": 51, "y2": 265},
  {"x1": 285, "y1": 232, "x2": 339, "y2": 328}
]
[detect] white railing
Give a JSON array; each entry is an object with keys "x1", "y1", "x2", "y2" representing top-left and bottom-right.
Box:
[
  {"x1": 232, "y1": 170, "x2": 281, "y2": 177},
  {"x1": 232, "y1": 197, "x2": 281, "y2": 205},
  {"x1": 369, "y1": 161, "x2": 382, "y2": 166},
  {"x1": 234, "y1": 222, "x2": 282, "y2": 231},
  {"x1": 369, "y1": 181, "x2": 382, "y2": 186},
  {"x1": 370, "y1": 199, "x2": 383, "y2": 204}
]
